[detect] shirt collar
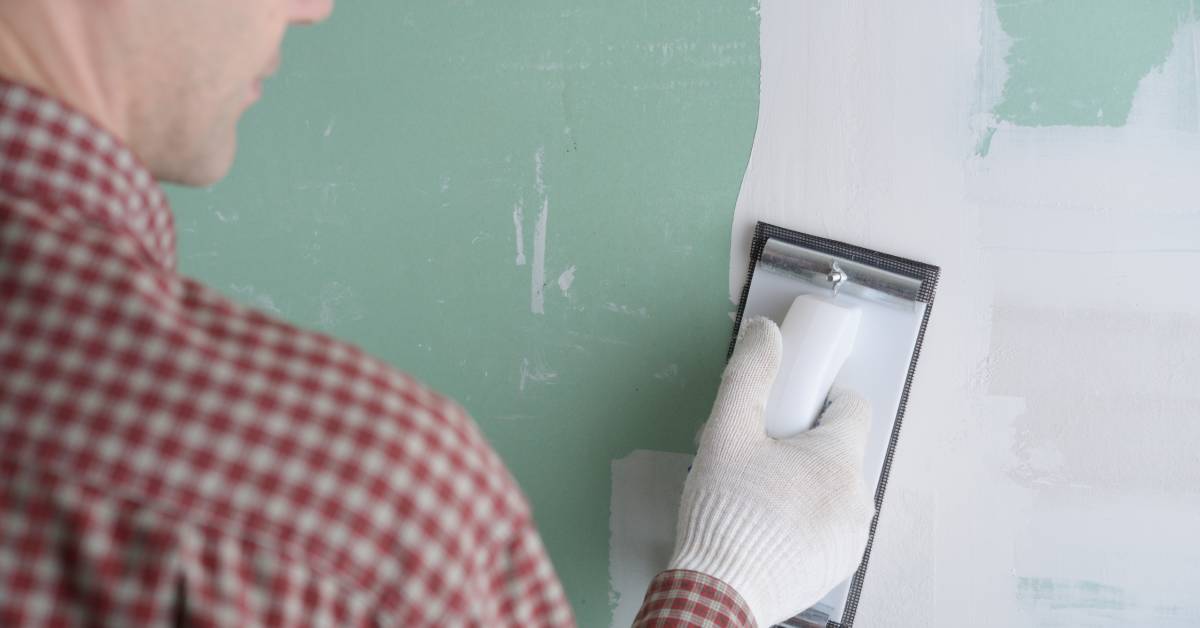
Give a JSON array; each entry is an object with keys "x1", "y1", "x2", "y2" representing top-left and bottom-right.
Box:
[{"x1": 0, "y1": 79, "x2": 176, "y2": 271}]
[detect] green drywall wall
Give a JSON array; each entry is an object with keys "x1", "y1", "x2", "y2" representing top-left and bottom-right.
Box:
[
  {"x1": 992, "y1": 0, "x2": 1193, "y2": 127},
  {"x1": 168, "y1": 1, "x2": 759, "y2": 624}
]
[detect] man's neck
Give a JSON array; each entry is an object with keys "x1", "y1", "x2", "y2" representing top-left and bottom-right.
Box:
[{"x1": 0, "y1": 2, "x2": 129, "y2": 142}]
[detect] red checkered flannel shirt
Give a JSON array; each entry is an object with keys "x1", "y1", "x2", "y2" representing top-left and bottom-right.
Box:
[
  {"x1": 633, "y1": 571, "x2": 753, "y2": 627},
  {"x1": 0, "y1": 80, "x2": 573, "y2": 626},
  {"x1": 0, "y1": 80, "x2": 752, "y2": 627}
]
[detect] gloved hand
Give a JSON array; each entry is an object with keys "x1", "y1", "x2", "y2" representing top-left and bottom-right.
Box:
[{"x1": 668, "y1": 316, "x2": 875, "y2": 627}]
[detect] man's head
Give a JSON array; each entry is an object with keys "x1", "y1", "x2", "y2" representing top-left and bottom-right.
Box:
[{"x1": 0, "y1": 0, "x2": 333, "y2": 185}]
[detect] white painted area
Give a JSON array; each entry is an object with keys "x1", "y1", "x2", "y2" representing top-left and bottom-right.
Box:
[
  {"x1": 703, "y1": 0, "x2": 1200, "y2": 625},
  {"x1": 609, "y1": 450, "x2": 693, "y2": 628},
  {"x1": 970, "y1": 126, "x2": 1200, "y2": 220},
  {"x1": 973, "y1": 0, "x2": 1011, "y2": 138},
  {"x1": 1127, "y1": 20, "x2": 1200, "y2": 133}
]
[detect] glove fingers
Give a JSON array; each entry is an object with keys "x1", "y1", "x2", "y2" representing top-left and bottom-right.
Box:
[
  {"x1": 706, "y1": 316, "x2": 783, "y2": 440},
  {"x1": 806, "y1": 388, "x2": 872, "y2": 460}
]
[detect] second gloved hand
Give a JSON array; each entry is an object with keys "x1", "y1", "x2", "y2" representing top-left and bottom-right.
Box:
[{"x1": 668, "y1": 316, "x2": 875, "y2": 627}]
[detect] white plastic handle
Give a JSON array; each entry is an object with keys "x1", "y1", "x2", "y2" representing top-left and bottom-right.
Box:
[{"x1": 763, "y1": 295, "x2": 862, "y2": 439}]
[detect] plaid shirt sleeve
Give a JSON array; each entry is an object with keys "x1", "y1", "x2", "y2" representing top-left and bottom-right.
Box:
[
  {"x1": 633, "y1": 570, "x2": 754, "y2": 627},
  {"x1": 0, "y1": 80, "x2": 573, "y2": 626}
]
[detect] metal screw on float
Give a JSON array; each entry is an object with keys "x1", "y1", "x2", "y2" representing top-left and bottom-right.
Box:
[{"x1": 827, "y1": 261, "x2": 848, "y2": 297}]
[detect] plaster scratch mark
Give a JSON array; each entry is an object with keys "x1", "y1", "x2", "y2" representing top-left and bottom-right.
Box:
[
  {"x1": 652, "y1": 364, "x2": 680, "y2": 380},
  {"x1": 229, "y1": 284, "x2": 283, "y2": 315},
  {"x1": 605, "y1": 302, "x2": 649, "y2": 318},
  {"x1": 565, "y1": 329, "x2": 633, "y2": 347},
  {"x1": 557, "y1": 265, "x2": 576, "y2": 293},
  {"x1": 323, "y1": 117, "x2": 335, "y2": 137},
  {"x1": 519, "y1": 356, "x2": 557, "y2": 393},
  {"x1": 495, "y1": 414, "x2": 537, "y2": 421},
  {"x1": 534, "y1": 146, "x2": 547, "y2": 197},
  {"x1": 513, "y1": 199, "x2": 526, "y2": 265},
  {"x1": 316, "y1": 281, "x2": 366, "y2": 330},
  {"x1": 532, "y1": 197, "x2": 549, "y2": 314},
  {"x1": 531, "y1": 146, "x2": 549, "y2": 315}
]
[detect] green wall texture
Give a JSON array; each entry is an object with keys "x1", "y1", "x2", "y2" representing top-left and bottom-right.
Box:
[
  {"x1": 992, "y1": 0, "x2": 1194, "y2": 127},
  {"x1": 168, "y1": 1, "x2": 760, "y2": 624}
]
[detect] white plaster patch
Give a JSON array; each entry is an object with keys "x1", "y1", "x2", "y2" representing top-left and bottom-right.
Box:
[
  {"x1": 989, "y1": 306, "x2": 1200, "y2": 492},
  {"x1": 1127, "y1": 20, "x2": 1200, "y2": 132},
  {"x1": 1013, "y1": 490, "x2": 1200, "y2": 625},
  {"x1": 973, "y1": 0, "x2": 1013, "y2": 142},
  {"x1": 513, "y1": 199, "x2": 527, "y2": 266},
  {"x1": 557, "y1": 265, "x2": 576, "y2": 292},
  {"x1": 608, "y1": 450, "x2": 692, "y2": 628},
  {"x1": 729, "y1": 0, "x2": 982, "y2": 302},
  {"x1": 531, "y1": 147, "x2": 549, "y2": 314},
  {"x1": 725, "y1": 0, "x2": 1030, "y2": 624},
  {"x1": 969, "y1": 125, "x2": 1200, "y2": 215}
]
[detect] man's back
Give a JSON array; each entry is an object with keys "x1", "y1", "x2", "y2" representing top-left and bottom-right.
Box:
[{"x1": 0, "y1": 82, "x2": 572, "y2": 626}]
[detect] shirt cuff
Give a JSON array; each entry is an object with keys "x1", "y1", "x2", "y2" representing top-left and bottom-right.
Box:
[{"x1": 632, "y1": 569, "x2": 754, "y2": 627}]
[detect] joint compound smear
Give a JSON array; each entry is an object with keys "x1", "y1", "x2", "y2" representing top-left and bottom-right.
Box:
[
  {"x1": 532, "y1": 147, "x2": 548, "y2": 315},
  {"x1": 513, "y1": 198, "x2": 527, "y2": 266}
]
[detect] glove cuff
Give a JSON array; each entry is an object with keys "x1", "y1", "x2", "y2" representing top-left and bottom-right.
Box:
[{"x1": 667, "y1": 486, "x2": 812, "y2": 627}]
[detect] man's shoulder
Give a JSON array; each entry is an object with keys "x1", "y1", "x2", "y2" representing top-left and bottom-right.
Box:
[{"x1": 1, "y1": 206, "x2": 531, "y2": 598}]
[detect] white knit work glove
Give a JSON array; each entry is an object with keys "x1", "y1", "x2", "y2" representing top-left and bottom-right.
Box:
[{"x1": 668, "y1": 316, "x2": 875, "y2": 627}]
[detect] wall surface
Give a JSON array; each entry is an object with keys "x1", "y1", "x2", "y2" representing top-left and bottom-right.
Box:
[{"x1": 170, "y1": 1, "x2": 1200, "y2": 626}]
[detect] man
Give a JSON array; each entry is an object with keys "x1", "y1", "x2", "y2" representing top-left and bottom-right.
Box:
[{"x1": 0, "y1": 1, "x2": 873, "y2": 625}]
